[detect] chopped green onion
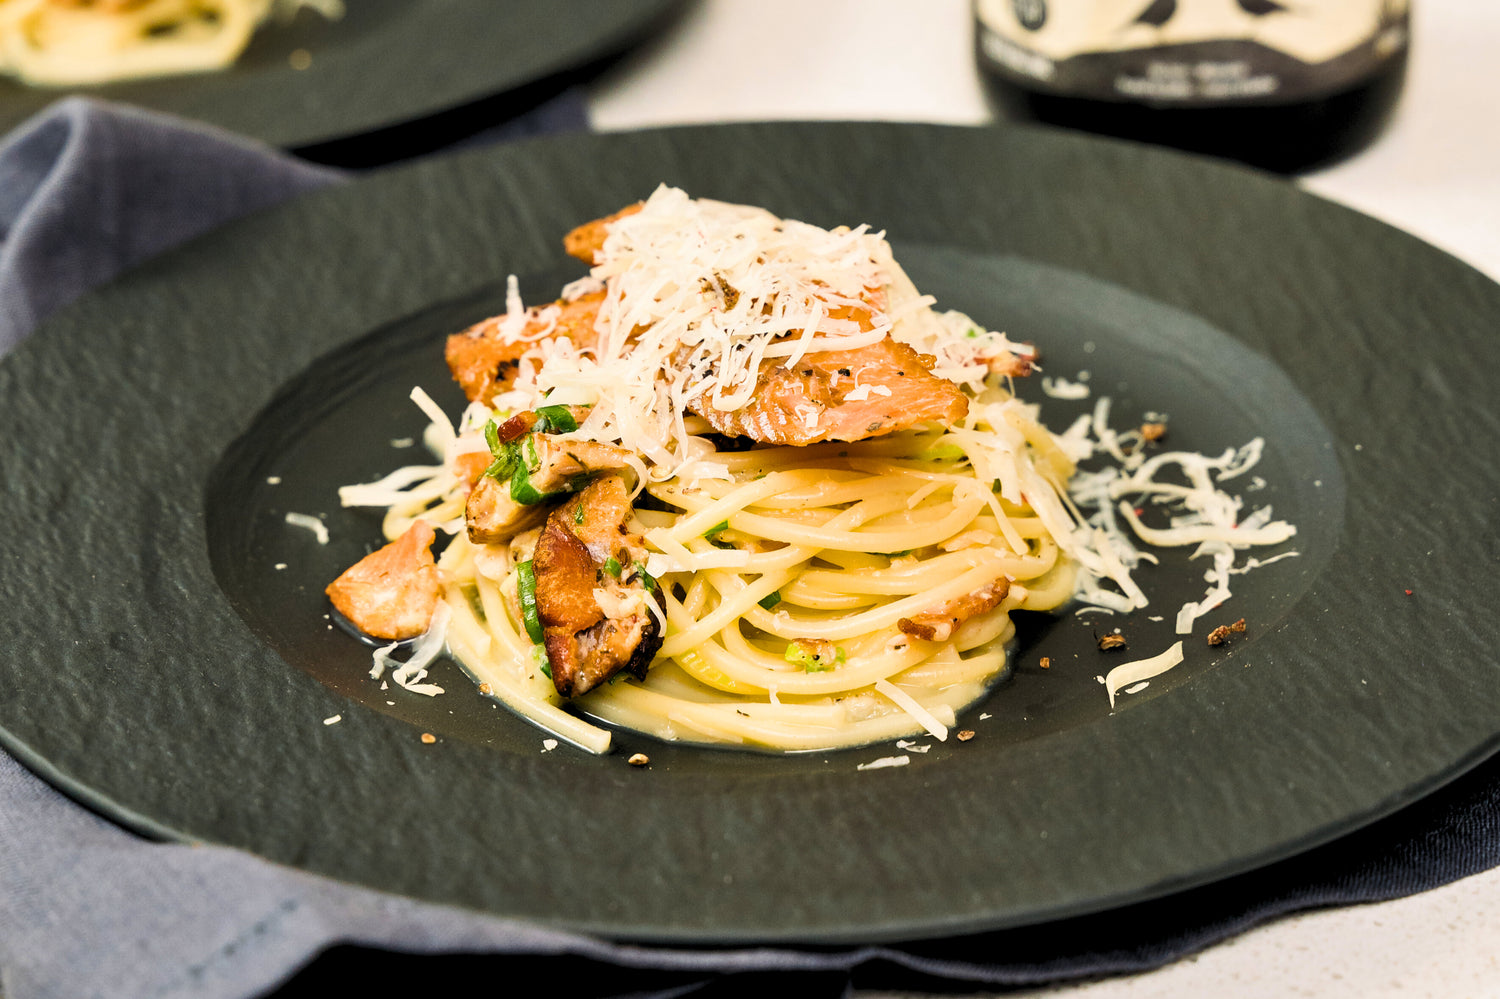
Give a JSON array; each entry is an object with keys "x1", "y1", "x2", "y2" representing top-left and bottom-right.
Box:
[
  {"x1": 758, "y1": 590, "x2": 782, "y2": 610},
  {"x1": 534, "y1": 404, "x2": 579, "y2": 434},
  {"x1": 918, "y1": 443, "x2": 965, "y2": 462},
  {"x1": 509, "y1": 462, "x2": 565, "y2": 505},
  {"x1": 704, "y1": 520, "x2": 729, "y2": 539},
  {"x1": 783, "y1": 641, "x2": 845, "y2": 672},
  {"x1": 603, "y1": 555, "x2": 621, "y2": 578},
  {"x1": 633, "y1": 562, "x2": 657, "y2": 592},
  {"x1": 532, "y1": 644, "x2": 551, "y2": 679},
  {"x1": 516, "y1": 560, "x2": 543, "y2": 644},
  {"x1": 573, "y1": 503, "x2": 585, "y2": 525}
]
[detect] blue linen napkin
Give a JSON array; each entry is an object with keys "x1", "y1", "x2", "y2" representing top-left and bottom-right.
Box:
[{"x1": 1, "y1": 97, "x2": 1498, "y2": 999}]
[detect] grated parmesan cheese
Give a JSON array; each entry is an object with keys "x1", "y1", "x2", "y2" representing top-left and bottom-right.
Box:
[
  {"x1": 284, "y1": 511, "x2": 328, "y2": 544},
  {"x1": 874, "y1": 678, "x2": 949, "y2": 742},
  {"x1": 368, "y1": 602, "x2": 449, "y2": 697},
  {"x1": 1041, "y1": 375, "x2": 1091, "y2": 399},
  {"x1": 482, "y1": 185, "x2": 1034, "y2": 482},
  {"x1": 1102, "y1": 641, "x2": 1185, "y2": 708},
  {"x1": 1056, "y1": 399, "x2": 1297, "y2": 631}
]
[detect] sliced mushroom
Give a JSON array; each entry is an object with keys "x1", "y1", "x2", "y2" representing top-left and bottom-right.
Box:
[
  {"x1": 465, "y1": 421, "x2": 633, "y2": 546},
  {"x1": 465, "y1": 475, "x2": 549, "y2": 545},
  {"x1": 532, "y1": 474, "x2": 661, "y2": 697}
]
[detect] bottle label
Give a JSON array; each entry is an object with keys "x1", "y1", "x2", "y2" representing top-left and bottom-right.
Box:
[{"x1": 976, "y1": 0, "x2": 1409, "y2": 103}]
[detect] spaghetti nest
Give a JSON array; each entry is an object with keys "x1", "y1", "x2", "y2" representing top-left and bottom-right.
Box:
[
  {"x1": 328, "y1": 187, "x2": 1094, "y2": 755},
  {"x1": 366, "y1": 386, "x2": 1078, "y2": 755}
]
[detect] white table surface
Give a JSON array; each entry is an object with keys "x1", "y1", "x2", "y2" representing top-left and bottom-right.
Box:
[{"x1": 588, "y1": 3, "x2": 1500, "y2": 996}]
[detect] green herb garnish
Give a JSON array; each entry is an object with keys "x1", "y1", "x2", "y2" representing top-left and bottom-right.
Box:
[
  {"x1": 534, "y1": 404, "x2": 579, "y2": 434},
  {"x1": 480, "y1": 419, "x2": 521, "y2": 481},
  {"x1": 516, "y1": 560, "x2": 544, "y2": 644}
]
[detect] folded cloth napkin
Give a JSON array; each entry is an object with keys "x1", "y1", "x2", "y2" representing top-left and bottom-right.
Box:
[{"x1": 1, "y1": 98, "x2": 1498, "y2": 999}]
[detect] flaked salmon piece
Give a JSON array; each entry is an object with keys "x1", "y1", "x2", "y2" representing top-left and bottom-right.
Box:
[
  {"x1": 987, "y1": 349, "x2": 1037, "y2": 379},
  {"x1": 452, "y1": 450, "x2": 490, "y2": 488},
  {"x1": 697, "y1": 335, "x2": 968, "y2": 445},
  {"x1": 326, "y1": 521, "x2": 440, "y2": 640},
  {"x1": 445, "y1": 290, "x2": 606, "y2": 404},
  {"x1": 562, "y1": 203, "x2": 644, "y2": 264},
  {"x1": 897, "y1": 577, "x2": 1011, "y2": 643},
  {"x1": 450, "y1": 300, "x2": 967, "y2": 445},
  {"x1": 533, "y1": 474, "x2": 660, "y2": 697}
]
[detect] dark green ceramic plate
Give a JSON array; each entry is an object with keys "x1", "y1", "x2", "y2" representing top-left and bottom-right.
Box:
[
  {"x1": 0, "y1": 0, "x2": 679, "y2": 152},
  {"x1": 1, "y1": 122, "x2": 1498, "y2": 943}
]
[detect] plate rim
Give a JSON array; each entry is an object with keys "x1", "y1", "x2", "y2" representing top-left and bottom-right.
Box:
[{"x1": 2, "y1": 119, "x2": 1499, "y2": 944}]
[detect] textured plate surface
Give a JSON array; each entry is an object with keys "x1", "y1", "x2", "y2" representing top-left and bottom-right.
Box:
[
  {"x1": 0, "y1": 0, "x2": 679, "y2": 151},
  {"x1": 1, "y1": 122, "x2": 1498, "y2": 943}
]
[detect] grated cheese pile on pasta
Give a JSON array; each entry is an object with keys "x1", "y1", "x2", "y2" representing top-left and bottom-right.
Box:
[
  {"x1": 326, "y1": 186, "x2": 1295, "y2": 755},
  {"x1": 0, "y1": 0, "x2": 343, "y2": 86}
]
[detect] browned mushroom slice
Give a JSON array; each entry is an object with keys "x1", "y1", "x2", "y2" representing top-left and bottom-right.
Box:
[
  {"x1": 532, "y1": 474, "x2": 661, "y2": 698},
  {"x1": 514, "y1": 434, "x2": 634, "y2": 500},
  {"x1": 326, "y1": 521, "x2": 440, "y2": 640},
  {"x1": 897, "y1": 577, "x2": 1011, "y2": 643},
  {"x1": 465, "y1": 431, "x2": 633, "y2": 545},
  {"x1": 465, "y1": 476, "x2": 549, "y2": 545}
]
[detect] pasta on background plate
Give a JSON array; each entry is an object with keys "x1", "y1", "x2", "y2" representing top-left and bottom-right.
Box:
[{"x1": 0, "y1": 0, "x2": 342, "y2": 86}]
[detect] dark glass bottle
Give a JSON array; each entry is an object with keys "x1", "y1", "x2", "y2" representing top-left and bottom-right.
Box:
[{"x1": 975, "y1": 0, "x2": 1411, "y2": 173}]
